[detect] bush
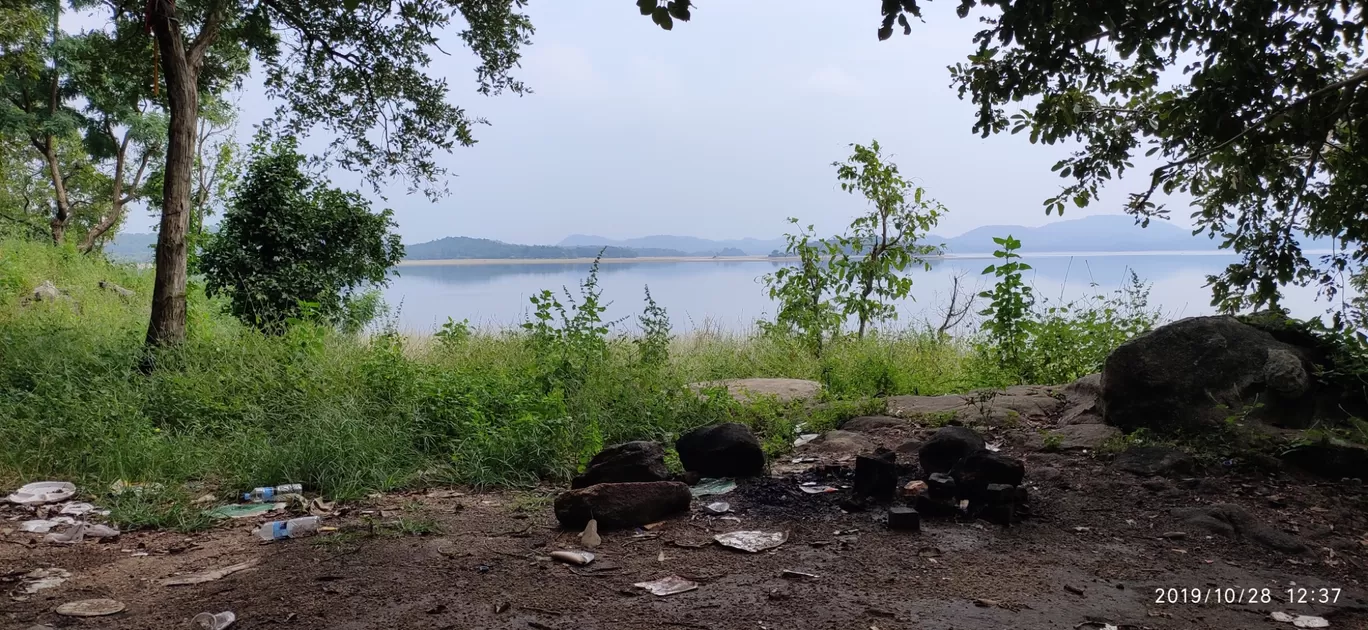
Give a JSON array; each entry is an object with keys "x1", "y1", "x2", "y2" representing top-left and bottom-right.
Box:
[{"x1": 200, "y1": 138, "x2": 403, "y2": 333}]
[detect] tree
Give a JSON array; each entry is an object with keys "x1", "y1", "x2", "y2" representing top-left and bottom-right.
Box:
[
  {"x1": 829, "y1": 140, "x2": 944, "y2": 337},
  {"x1": 652, "y1": 1, "x2": 1368, "y2": 331},
  {"x1": 200, "y1": 138, "x2": 403, "y2": 332},
  {"x1": 762, "y1": 219, "x2": 843, "y2": 356},
  {"x1": 95, "y1": 0, "x2": 532, "y2": 346}
]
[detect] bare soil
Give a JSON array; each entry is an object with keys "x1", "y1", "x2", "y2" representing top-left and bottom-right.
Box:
[{"x1": 4, "y1": 442, "x2": 1368, "y2": 629}]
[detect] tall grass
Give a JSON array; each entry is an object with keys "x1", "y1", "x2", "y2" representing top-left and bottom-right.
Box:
[{"x1": 0, "y1": 238, "x2": 1145, "y2": 528}]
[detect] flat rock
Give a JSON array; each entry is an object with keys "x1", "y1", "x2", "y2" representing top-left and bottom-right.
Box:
[
  {"x1": 676, "y1": 423, "x2": 765, "y2": 478},
  {"x1": 1030, "y1": 424, "x2": 1121, "y2": 451},
  {"x1": 1115, "y1": 445, "x2": 1195, "y2": 477},
  {"x1": 1059, "y1": 374, "x2": 1104, "y2": 425},
  {"x1": 687, "y1": 378, "x2": 821, "y2": 404},
  {"x1": 840, "y1": 416, "x2": 909, "y2": 432},
  {"x1": 1171, "y1": 503, "x2": 1311, "y2": 555},
  {"x1": 801, "y1": 430, "x2": 875, "y2": 457},
  {"x1": 571, "y1": 441, "x2": 671, "y2": 489},
  {"x1": 887, "y1": 387, "x2": 1064, "y2": 426},
  {"x1": 554, "y1": 481, "x2": 692, "y2": 530},
  {"x1": 919, "y1": 426, "x2": 986, "y2": 474}
]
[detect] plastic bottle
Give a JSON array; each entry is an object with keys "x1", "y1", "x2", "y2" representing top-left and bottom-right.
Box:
[
  {"x1": 242, "y1": 483, "x2": 303, "y2": 502},
  {"x1": 253, "y1": 516, "x2": 320, "y2": 541}
]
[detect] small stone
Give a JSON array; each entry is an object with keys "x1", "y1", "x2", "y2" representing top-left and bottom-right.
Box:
[
  {"x1": 926, "y1": 473, "x2": 957, "y2": 500},
  {"x1": 982, "y1": 483, "x2": 1016, "y2": 505},
  {"x1": 914, "y1": 494, "x2": 958, "y2": 518},
  {"x1": 1162, "y1": 531, "x2": 1188, "y2": 540},
  {"x1": 1064, "y1": 584, "x2": 1084, "y2": 596},
  {"x1": 887, "y1": 507, "x2": 920, "y2": 531},
  {"x1": 951, "y1": 450, "x2": 1026, "y2": 498},
  {"x1": 901, "y1": 480, "x2": 928, "y2": 497}
]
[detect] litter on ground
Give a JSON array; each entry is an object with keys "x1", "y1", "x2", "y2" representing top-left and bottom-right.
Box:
[
  {"x1": 715, "y1": 530, "x2": 788, "y2": 553},
  {"x1": 634, "y1": 576, "x2": 698, "y2": 596}
]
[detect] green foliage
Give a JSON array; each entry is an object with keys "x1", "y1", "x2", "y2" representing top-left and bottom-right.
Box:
[
  {"x1": 978, "y1": 235, "x2": 1034, "y2": 372},
  {"x1": 636, "y1": 285, "x2": 672, "y2": 368},
  {"x1": 978, "y1": 237, "x2": 1161, "y2": 384},
  {"x1": 761, "y1": 219, "x2": 842, "y2": 356},
  {"x1": 434, "y1": 317, "x2": 472, "y2": 348},
  {"x1": 200, "y1": 138, "x2": 403, "y2": 332},
  {"x1": 829, "y1": 140, "x2": 945, "y2": 337},
  {"x1": 763, "y1": 141, "x2": 947, "y2": 356}
]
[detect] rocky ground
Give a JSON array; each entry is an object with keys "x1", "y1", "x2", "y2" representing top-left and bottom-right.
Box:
[{"x1": 4, "y1": 376, "x2": 1367, "y2": 630}]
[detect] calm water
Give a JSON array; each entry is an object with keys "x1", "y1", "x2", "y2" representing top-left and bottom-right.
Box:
[{"x1": 382, "y1": 253, "x2": 1339, "y2": 335}]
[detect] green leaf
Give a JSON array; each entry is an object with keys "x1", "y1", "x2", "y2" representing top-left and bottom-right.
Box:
[
  {"x1": 638, "y1": 0, "x2": 656, "y2": 16},
  {"x1": 982, "y1": 264, "x2": 997, "y2": 275}
]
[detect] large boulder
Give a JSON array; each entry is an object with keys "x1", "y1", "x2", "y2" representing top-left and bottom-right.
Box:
[
  {"x1": 676, "y1": 423, "x2": 765, "y2": 478},
  {"x1": 951, "y1": 450, "x2": 1026, "y2": 498},
  {"x1": 554, "y1": 481, "x2": 692, "y2": 530},
  {"x1": 1101, "y1": 316, "x2": 1340, "y2": 433},
  {"x1": 571, "y1": 441, "x2": 670, "y2": 489},
  {"x1": 918, "y1": 426, "x2": 986, "y2": 474}
]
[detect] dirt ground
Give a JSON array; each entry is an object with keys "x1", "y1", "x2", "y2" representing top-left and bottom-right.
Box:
[{"x1": 5, "y1": 445, "x2": 1367, "y2": 630}]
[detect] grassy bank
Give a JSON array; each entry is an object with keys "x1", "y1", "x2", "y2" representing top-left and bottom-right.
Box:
[{"x1": 0, "y1": 239, "x2": 1140, "y2": 529}]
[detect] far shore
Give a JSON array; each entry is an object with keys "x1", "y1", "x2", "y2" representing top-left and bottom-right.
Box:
[{"x1": 396, "y1": 250, "x2": 1252, "y2": 267}]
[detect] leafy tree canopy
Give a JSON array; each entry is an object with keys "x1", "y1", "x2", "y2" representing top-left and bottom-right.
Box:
[{"x1": 200, "y1": 137, "x2": 404, "y2": 332}]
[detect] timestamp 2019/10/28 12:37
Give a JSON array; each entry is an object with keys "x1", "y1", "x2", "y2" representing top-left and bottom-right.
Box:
[{"x1": 1154, "y1": 587, "x2": 1342, "y2": 605}]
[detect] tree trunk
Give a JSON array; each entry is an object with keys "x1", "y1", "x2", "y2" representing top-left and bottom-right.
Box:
[
  {"x1": 145, "y1": 1, "x2": 198, "y2": 347},
  {"x1": 38, "y1": 141, "x2": 71, "y2": 246}
]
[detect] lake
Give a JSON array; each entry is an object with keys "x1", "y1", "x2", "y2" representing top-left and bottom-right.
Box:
[{"x1": 383, "y1": 252, "x2": 1339, "y2": 335}]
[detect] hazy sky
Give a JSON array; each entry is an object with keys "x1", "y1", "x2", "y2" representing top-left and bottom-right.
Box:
[{"x1": 121, "y1": 2, "x2": 1188, "y2": 245}]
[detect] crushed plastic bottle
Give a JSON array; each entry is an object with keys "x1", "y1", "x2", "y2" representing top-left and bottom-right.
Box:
[
  {"x1": 253, "y1": 516, "x2": 320, "y2": 541},
  {"x1": 241, "y1": 484, "x2": 303, "y2": 502}
]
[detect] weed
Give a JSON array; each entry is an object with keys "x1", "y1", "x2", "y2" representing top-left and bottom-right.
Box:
[{"x1": 1039, "y1": 430, "x2": 1063, "y2": 452}]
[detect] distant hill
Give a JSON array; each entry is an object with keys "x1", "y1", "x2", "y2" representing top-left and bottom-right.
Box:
[
  {"x1": 404, "y1": 236, "x2": 691, "y2": 260},
  {"x1": 558, "y1": 234, "x2": 787, "y2": 256},
  {"x1": 928, "y1": 215, "x2": 1216, "y2": 254}
]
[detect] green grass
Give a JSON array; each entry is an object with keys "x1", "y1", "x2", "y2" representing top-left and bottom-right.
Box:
[{"x1": 0, "y1": 238, "x2": 1127, "y2": 530}]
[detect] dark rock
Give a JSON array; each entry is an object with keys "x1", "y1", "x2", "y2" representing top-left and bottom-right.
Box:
[
  {"x1": 854, "y1": 450, "x2": 898, "y2": 500},
  {"x1": 1171, "y1": 503, "x2": 1312, "y2": 555},
  {"x1": 894, "y1": 439, "x2": 923, "y2": 459},
  {"x1": 1115, "y1": 446, "x2": 1195, "y2": 477},
  {"x1": 951, "y1": 450, "x2": 1026, "y2": 498},
  {"x1": 1101, "y1": 316, "x2": 1356, "y2": 433},
  {"x1": 554, "y1": 481, "x2": 692, "y2": 530},
  {"x1": 982, "y1": 483, "x2": 1016, "y2": 505},
  {"x1": 676, "y1": 423, "x2": 765, "y2": 478},
  {"x1": 841, "y1": 416, "x2": 909, "y2": 432},
  {"x1": 887, "y1": 507, "x2": 921, "y2": 531},
  {"x1": 919, "y1": 426, "x2": 986, "y2": 475},
  {"x1": 571, "y1": 441, "x2": 670, "y2": 489},
  {"x1": 926, "y1": 472, "x2": 957, "y2": 500},
  {"x1": 1030, "y1": 466, "x2": 1069, "y2": 489},
  {"x1": 1281, "y1": 438, "x2": 1368, "y2": 481},
  {"x1": 1141, "y1": 478, "x2": 1174, "y2": 493},
  {"x1": 1059, "y1": 374, "x2": 1104, "y2": 425},
  {"x1": 674, "y1": 470, "x2": 701, "y2": 486},
  {"x1": 914, "y1": 494, "x2": 959, "y2": 518},
  {"x1": 838, "y1": 497, "x2": 869, "y2": 513}
]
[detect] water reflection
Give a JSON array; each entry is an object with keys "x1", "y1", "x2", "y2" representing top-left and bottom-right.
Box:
[{"x1": 383, "y1": 253, "x2": 1336, "y2": 335}]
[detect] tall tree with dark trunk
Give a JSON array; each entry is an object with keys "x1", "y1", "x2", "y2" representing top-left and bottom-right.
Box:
[{"x1": 117, "y1": 0, "x2": 534, "y2": 346}]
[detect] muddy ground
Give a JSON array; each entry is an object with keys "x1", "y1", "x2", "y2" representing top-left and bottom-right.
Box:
[{"x1": 4, "y1": 404, "x2": 1368, "y2": 630}]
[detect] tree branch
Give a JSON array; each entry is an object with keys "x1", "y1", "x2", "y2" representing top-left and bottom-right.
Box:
[
  {"x1": 1130, "y1": 66, "x2": 1368, "y2": 211},
  {"x1": 188, "y1": 0, "x2": 228, "y2": 72}
]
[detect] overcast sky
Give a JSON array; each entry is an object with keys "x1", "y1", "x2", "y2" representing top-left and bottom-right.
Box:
[{"x1": 119, "y1": 2, "x2": 1188, "y2": 245}]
